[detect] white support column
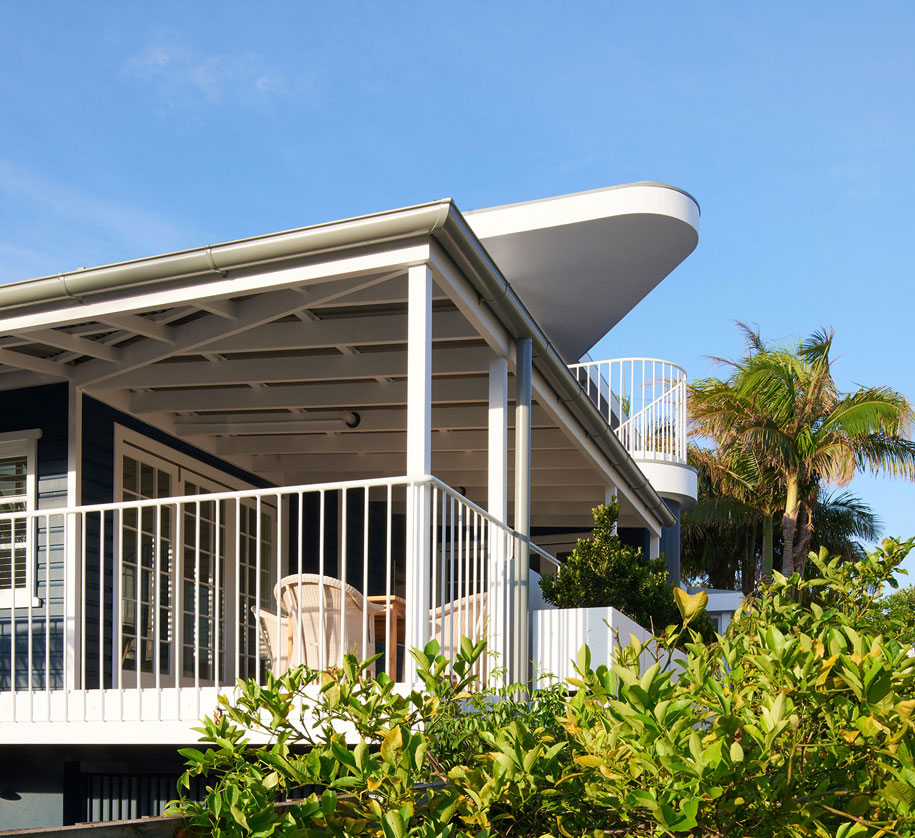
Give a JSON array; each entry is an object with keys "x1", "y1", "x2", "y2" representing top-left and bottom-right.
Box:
[
  {"x1": 486, "y1": 357, "x2": 510, "y2": 679},
  {"x1": 404, "y1": 264, "x2": 433, "y2": 683},
  {"x1": 513, "y1": 337, "x2": 532, "y2": 686},
  {"x1": 649, "y1": 534, "x2": 661, "y2": 561},
  {"x1": 65, "y1": 386, "x2": 82, "y2": 691}
]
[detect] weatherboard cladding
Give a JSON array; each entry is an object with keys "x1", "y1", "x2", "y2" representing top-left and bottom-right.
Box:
[{"x1": 0, "y1": 383, "x2": 68, "y2": 690}]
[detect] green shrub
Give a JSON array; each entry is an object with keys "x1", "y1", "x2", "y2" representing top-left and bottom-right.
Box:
[
  {"x1": 169, "y1": 538, "x2": 915, "y2": 837},
  {"x1": 876, "y1": 586, "x2": 915, "y2": 648},
  {"x1": 539, "y1": 501, "x2": 715, "y2": 641}
]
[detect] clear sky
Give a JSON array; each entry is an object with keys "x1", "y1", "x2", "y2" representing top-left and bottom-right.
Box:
[{"x1": 2, "y1": 3, "x2": 914, "y2": 575}]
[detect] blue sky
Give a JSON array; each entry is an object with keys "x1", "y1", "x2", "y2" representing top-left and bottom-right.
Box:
[{"x1": 2, "y1": 2, "x2": 914, "y2": 576}]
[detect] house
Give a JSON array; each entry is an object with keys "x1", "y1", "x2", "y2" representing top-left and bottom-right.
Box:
[{"x1": 0, "y1": 182, "x2": 700, "y2": 828}]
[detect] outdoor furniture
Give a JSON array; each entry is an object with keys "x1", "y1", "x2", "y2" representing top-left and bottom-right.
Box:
[
  {"x1": 256, "y1": 574, "x2": 385, "y2": 676},
  {"x1": 429, "y1": 591, "x2": 488, "y2": 679}
]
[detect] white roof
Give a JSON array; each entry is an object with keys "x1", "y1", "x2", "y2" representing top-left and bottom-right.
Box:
[{"x1": 467, "y1": 182, "x2": 700, "y2": 361}]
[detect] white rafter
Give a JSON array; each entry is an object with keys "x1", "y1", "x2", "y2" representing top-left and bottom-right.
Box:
[
  {"x1": 10, "y1": 328, "x2": 120, "y2": 362},
  {"x1": 0, "y1": 348, "x2": 71, "y2": 379},
  {"x1": 73, "y1": 272, "x2": 402, "y2": 388},
  {"x1": 98, "y1": 345, "x2": 494, "y2": 389}
]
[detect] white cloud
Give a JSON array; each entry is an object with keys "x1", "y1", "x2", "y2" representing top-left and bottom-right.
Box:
[{"x1": 124, "y1": 42, "x2": 287, "y2": 108}]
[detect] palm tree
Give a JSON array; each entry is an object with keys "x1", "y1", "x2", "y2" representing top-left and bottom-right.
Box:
[
  {"x1": 691, "y1": 325, "x2": 915, "y2": 576},
  {"x1": 683, "y1": 445, "x2": 882, "y2": 590}
]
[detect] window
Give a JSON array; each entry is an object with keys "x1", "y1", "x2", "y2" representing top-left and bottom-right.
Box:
[{"x1": 0, "y1": 430, "x2": 40, "y2": 609}]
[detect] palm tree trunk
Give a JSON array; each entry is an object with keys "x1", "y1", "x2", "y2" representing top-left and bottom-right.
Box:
[
  {"x1": 781, "y1": 477, "x2": 800, "y2": 576},
  {"x1": 761, "y1": 515, "x2": 773, "y2": 582}
]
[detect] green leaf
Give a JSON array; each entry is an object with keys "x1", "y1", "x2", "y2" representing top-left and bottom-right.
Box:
[{"x1": 381, "y1": 810, "x2": 406, "y2": 838}]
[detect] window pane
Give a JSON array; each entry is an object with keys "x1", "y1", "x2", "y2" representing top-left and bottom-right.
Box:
[
  {"x1": 0, "y1": 456, "x2": 27, "y2": 498},
  {"x1": 123, "y1": 456, "x2": 138, "y2": 494}
]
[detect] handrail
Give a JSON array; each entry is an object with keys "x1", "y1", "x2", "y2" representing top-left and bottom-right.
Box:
[
  {"x1": 0, "y1": 472, "x2": 558, "y2": 733},
  {"x1": 568, "y1": 358, "x2": 688, "y2": 465}
]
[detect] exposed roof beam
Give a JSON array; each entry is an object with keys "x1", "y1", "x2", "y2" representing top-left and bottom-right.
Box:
[
  {"x1": 99, "y1": 313, "x2": 175, "y2": 343},
  {"x1": 266, "y1": 466, "x2": 599, "y2": 486},
  {"x1": 197, "y1": 310, "x2": 474, "y2": 354},
  {"x1": 229, "y1": 448, "x2": 587, "y2": 471},
  {"x1": 74, "y1": 273, "x2": 397, "y2": 388},
  {"x1": 100, "y1": 345, "x2": 495, "y2": 389},
  {"x1": 127, "y1": 376, "x2": 491, "y2": 414},
  {"x1": 196, "y1": 298, "x2": 239, "y2": 319},
  {"x1": 0, "y1": 348, "x2": 71, "y2": 379},
  {"x1": 240, "y1": 427, "x2": 577, "y2": 458},
  {"x1": 10, "y1": 328, "x2": 119, "y2": 362},
  {"x1": 171, "y1": 404, "x2": 557, "y2": 436}
]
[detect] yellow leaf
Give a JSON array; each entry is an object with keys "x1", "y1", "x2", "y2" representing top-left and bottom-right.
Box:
[
  {"x1": 673, "y1": 587, "x2": 708, "y2": 622},
  {"x1": 380, "y1": 725, "x2": 403, "y2": 763},
  {"x1": 897, "y1": 699, "x2": 915, "y2": 723}
]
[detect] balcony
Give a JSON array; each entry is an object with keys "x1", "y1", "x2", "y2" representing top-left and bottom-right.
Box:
[
  {"x1": 0, "y1": 475, "x2": 557, "y2": 744},
  {"x1": 568, "y1": 357, "x2": 697, "y2": 508}
]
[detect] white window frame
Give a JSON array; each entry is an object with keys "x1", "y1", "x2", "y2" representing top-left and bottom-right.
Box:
[
  {"x1": 0, "y1": 428, "x2": 42, "y2": 610},
  {"x1": 112, "y1": 425, "x2": 276, "y2": 683}
]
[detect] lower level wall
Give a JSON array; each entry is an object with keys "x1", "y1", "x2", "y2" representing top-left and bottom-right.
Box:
[
  {"x1": 0, "y1": 745, "x2": 199, "y2": 829},
  {"x1": 531, "y1": 605, "x2": 682, "y2": 688}
]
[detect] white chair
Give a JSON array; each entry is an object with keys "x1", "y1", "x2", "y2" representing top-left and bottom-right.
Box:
[
  {"x1": 429, "y1": 591, "x2": 488, "y2": 680},
  {"x1": 256, "y1": 574, "x2": 384, "y2": 676}
]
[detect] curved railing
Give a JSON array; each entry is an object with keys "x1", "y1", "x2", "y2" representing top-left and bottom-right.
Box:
[{"x1": 568, "y1": 357, "x2": 687, "y2": 464}]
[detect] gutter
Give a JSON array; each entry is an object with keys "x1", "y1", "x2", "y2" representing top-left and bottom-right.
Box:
[
  {"x1": 0, "y1": 198, "x2": 675, "y2": 528},
  {"x1": 0, "y1": 201, "x2": 454, "y2": 311}
]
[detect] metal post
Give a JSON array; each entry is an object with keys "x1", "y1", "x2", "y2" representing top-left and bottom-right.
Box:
[
  {"x1": 404, "y1": 264, "x2": 432, "y2": 683},
  {"x1": 487, "y1": 357, "x2": 509, "y2": 678},
  {"x1": 513, "y1": 337, "x2": 532, "y2": 686}
]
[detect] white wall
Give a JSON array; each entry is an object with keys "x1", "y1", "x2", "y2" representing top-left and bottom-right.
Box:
[{"x1": 531, "y1": 606, "x2": 683, "y2": 688}]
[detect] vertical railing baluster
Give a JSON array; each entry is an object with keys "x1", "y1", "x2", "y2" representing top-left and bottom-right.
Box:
[
  {"x1": 44, "y1": 514, "x2": 51, "y2": 721},
  {"x1": 340, "y1": 489, "x2": 347, "y2": 668},
  {"x1": 234, "y1": 497, "x2": 240, "y2": 682},
  {"x1": 275, "y1": 492, "x2": 283, "y2": 672},
  {"x1": 135, "y1": 506, "x2": 142, "y2": 716},
  {"x1": 214, "y1": 498, "x2": 222, "y2": 695},
  {"x1": 254, "y1": 496, "x2": 262, "y2": 683},
  {"x1": 154, "y1": 503, "x2": 162, "y2": 721},
  {"x1": 318, "y1": 490, "x2": 326, "y2": 672},
  {"x1": 386, "y1": 484, "x2": 393, "y2": 680},
  {"x1": 362, "y1": 487, "x2": 369, "y2": 669}
]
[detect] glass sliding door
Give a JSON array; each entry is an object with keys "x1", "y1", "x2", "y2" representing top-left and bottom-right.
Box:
[{"x1": 120, "y1": 455, "x2": 175, "y2": 676}]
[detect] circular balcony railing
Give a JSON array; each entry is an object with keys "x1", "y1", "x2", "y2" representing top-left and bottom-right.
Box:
[{"x1": 568, "y1": 357, "x2": 688, "y2": 465}]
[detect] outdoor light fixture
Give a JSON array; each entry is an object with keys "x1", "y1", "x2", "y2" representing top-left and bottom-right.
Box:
[{"x1": 174, "y1": 411, "x2": 360, "y2": 436}]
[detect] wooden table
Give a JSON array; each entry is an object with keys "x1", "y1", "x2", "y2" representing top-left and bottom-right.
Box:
[{"x1": 368, "y1": 594, "x2": 406, "y2": 679}]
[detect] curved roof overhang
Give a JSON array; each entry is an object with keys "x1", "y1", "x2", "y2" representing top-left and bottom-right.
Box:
[{"x1": 465, "y1": 182, "x2": 700, "y2": 362}]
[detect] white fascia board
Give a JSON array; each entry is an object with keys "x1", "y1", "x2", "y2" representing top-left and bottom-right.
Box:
[
  {"x1": 465, "y1": 182, "x2": 699, "y2": 240},
  {"x1": 0, "y1": 243, "x2": 430, "y2": 333}
]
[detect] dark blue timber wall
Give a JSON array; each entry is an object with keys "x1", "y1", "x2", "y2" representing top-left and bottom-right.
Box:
[
  {"x1": 0, "y1": 383, "x2": 69, "y2": 690},
  {"x1": 81, "y1": 395, "x2": 271, "y2": 505}
]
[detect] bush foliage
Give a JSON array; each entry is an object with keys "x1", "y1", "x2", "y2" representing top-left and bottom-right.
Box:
[
  {"x1": 539, "y1": 501, "x2": 715, "y2": 641},
  {"x1": 170, "y1": 539, "x2": 915, "y2": 837}
]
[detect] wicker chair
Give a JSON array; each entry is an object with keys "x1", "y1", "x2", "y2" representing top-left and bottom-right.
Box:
[{"x1": 255, "y1": 574, "x2": 384, "y2": 676}]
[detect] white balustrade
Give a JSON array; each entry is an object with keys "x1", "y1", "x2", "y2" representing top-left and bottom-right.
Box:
[
  {"x1": 568, "y1": 357, "x2": 688, "y2": 464},
  {"x1": 0, "y1": 475, "x2": 557, "y2": 737}
]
